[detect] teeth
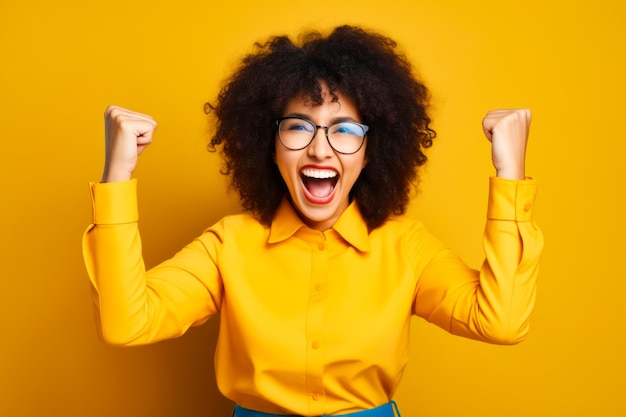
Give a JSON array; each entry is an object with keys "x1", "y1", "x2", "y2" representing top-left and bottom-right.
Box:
[{"x1": 301, "y1": 168, "x2": 338, "y2": 179}]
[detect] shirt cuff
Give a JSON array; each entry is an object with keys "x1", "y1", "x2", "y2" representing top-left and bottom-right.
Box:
[
  {"x1": 89, "y1": 179, "x2": 138, "y2": 224},
  {"x1": 487, "y1": 176, "x2": 537, "y2": 222}
]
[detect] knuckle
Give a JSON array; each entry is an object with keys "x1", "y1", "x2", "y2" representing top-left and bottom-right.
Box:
[
  {"x1": 108, "y1": 107, "x2": 125, "y2": 122},
  {"x1": 104, "y1": 105, "x2": 118, "y2": 117},
  {"x1": 524, "y1": 108, "x2": 532, "y2": 120}
]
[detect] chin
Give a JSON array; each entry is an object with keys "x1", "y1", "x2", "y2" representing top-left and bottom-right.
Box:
[{"x1": 294, "y1": 196, "x2": 345, "y2": 230}]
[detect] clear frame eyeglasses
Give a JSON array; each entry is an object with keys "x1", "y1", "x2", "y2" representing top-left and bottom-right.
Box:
[{"x1": 276, "y1": 116, "x2": 369, "y2": 155}]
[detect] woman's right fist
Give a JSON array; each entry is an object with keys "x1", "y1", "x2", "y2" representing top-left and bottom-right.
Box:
[{"x1": 102, "y1": 106, "x2": 157, "y2": 182}]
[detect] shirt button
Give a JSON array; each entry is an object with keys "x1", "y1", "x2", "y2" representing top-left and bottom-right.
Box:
[
  {"x1": 312, "y1": 393, "x2": 320, "y2": 401},
  {"x1": 312, "y1": 341, "x2": 320, "y2": 350},
  {"x1": 523, "y1": 203, "x2": 532, "y2": 212},
  {"x1": 317, "y1": 243, "x2": 325, "y2": 250},
  {"x1": 315, "y1": 283, "x2": 324, "y2": 292}
]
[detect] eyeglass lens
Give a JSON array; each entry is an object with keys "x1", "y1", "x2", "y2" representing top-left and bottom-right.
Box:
[{"x1": 278, "y1": 118, "x2": 366, "y2": 154}]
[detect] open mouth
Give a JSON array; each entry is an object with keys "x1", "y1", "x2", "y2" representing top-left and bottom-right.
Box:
[{"x1": 301, "y1": 168, "x2": 339, "y2": 201}]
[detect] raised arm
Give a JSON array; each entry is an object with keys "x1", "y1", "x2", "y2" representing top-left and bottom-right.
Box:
[
  {"x1": 83, "y1": 106, "x2": 220, "y2": 346},
  {"x1": 414, "y1": 109, "x2": 542, "y2": 344}
]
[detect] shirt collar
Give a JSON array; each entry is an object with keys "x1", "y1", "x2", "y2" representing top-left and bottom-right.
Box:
[{"x1": 268, "y1": 197, "x2": 370, "y2": 252}]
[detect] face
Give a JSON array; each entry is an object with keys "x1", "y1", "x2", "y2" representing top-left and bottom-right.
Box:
[{"x1": 275, "y1": 84, "x2": 367, "y2": 231}]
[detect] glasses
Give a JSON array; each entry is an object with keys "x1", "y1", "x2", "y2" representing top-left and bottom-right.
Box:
[{"x1": 276, "y1": 116, "x2": 369, "y2": 155}]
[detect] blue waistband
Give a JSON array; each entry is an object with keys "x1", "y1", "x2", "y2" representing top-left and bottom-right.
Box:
[{"x1": 233, "y1": 401, "x2": 400, "y2": 417}]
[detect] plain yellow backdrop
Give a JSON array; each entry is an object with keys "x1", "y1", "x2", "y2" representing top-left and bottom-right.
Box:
[{"x1": 1, "y1": 0, "x2": 624, "y2": 416}]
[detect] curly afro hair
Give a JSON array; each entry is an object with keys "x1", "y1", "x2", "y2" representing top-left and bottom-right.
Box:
[{"x1": 206, "y1": 25, "x2": 436, "y2": 230}]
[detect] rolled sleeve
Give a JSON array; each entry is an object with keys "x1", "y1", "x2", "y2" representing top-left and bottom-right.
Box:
[
  {"x1": 90, "y1": 179, "x2": 138, "y2": 225},
  {"x1": 487, "y1": 177, "x2": 537, "y2": 222}
]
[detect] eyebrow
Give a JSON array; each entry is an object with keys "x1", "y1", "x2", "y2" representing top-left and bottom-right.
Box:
[{"x1": 284, "y1": 113, "x2": 360, "y2": 125}]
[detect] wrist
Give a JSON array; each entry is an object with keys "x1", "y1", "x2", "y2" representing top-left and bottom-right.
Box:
[
  {"x1": 101, "y1": 167, "x2": 133, "y2": 183},
  {"x1": 495, "y1": 166, "x2": 525, "y2": 180}
]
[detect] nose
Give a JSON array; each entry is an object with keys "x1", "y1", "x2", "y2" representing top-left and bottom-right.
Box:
[{"x1": 307, "y1": 127, "x2": 333, "y2": 159}]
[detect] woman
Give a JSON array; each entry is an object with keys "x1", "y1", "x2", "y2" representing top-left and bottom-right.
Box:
[{"x1": 83, "y1": 25, "x2": 543, "y2": 416}]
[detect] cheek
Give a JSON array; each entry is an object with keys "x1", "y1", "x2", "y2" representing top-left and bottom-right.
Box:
[
  {"x1": 342, "y1": 158, "x2": 366, "y2": 188},
  {"x1": 352, "y1": 151, "x2": 368, "y2": 176}
]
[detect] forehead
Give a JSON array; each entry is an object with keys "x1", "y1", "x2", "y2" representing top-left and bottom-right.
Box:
[{"x1": 283, "y1": 87, "x2": 360, "y2": 119}]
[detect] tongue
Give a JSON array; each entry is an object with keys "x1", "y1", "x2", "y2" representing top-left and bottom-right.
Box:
[{"x1": 305, "y1": 178, "x2": 334, "y2": 198}]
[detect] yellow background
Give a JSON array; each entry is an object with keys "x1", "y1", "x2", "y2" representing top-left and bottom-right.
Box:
[{"x1": 1, "y1": 0, "x2": 624, "y2": 416}]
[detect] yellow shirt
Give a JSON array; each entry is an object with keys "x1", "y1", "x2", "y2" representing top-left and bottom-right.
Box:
[{"x1": 82, "y1": 177, "x2": 542, "y2": 416}]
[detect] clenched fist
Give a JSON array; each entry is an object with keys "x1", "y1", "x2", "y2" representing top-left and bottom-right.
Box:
[
  {"x1": 482, "y1": 109, "x2": 532, "y2": 180},
  {"x1": 102, "y1": 106, "x2": 157, "y2": 183}
]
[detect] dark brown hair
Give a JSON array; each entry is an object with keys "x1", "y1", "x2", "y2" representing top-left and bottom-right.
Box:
[{"x1": 206, "y1": 25, "x2": 436, "y2": 230}]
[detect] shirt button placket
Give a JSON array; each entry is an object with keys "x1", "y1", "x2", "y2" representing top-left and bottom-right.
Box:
[{"x1": 305, "y1": 238, "x2": 328, "y2": 414}]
